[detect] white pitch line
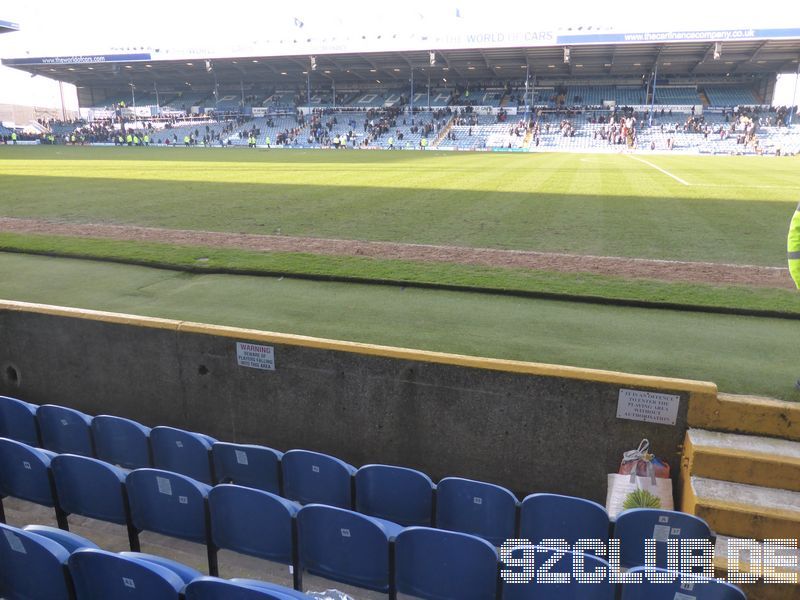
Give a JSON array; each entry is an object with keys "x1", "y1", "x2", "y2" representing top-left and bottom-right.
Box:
[{"x1": 629, "y1": 155, "x2": 690, "y2": 186}]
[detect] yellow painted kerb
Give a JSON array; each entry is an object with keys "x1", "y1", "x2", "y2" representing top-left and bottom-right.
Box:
[{"x1": 0, "y1": 298, "x2": 718, "y2": 394}]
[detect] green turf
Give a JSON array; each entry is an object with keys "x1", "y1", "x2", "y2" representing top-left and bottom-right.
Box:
[
  {"x1": 2, "y1": 232, "x2": 799, "y2": 314},
  {"x1": 1, "y1": 252, "x2": 798, "y2": 401},
  {"x1": 0, "y1": 146, "x2": 797, "y2": 267}
]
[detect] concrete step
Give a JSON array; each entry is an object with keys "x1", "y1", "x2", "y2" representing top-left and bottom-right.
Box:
[
  {"x1": 682, "y1": 476, "x2": 800, "y2": 541},
  {"x1": 689, "y1": 393, "x2": 800, "y2": 441},
  {"x1": 713, "y1": 535, "x2": 800, "y2": 600},
  {"x1": 683, "y1": 428, "x2": 800, "y2": 492}
]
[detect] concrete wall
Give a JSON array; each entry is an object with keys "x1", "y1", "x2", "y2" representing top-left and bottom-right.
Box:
[{"x1": 0, "y1": 300, "x2": 717, "y2": 504}]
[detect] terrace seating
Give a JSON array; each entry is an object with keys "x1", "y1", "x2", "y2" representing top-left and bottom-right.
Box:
[
  {"x1": 126, "y1": 468, "x2": 216, "y2": 574},
  {"x1": 295, "y1": 504, "x2": 402, "y2": 593},
  {"x1": 37, "y1": 404, "x2": 95, "y2": 457},
  {"x1": 355, "y1": 463, "x2": 435, "y2": 526},
  {"x1": 91, "y1": 414, "x2": 152, "y2": 470},
  {"x1": 212, "y1": 442, "x2": 283, "y2": 493},
  {"x1": 207, "y1": 484, "x2": 297, "y2": 581},
  {"x1": 704, "y1": 86, "x2": 758, "y2": 107},
  {"x1": 150, "y1": 426, "x2": 217, "y2": 485},
  {"x1": 0, "y1": 437, "x2": 66, "y2": 527},
  {"x1": 68, "y1": 547, "x2": 197, "y2": 599},
  {"x1": 435, "y1": 476, "x2": 518, "y2": 546},
  {"x1": 621, "y1": 566, "x2": 746, "y2": 599},
  {"x1": 502, "y1": 547, "x2": 616, "y2": 600},
  {"x1": 0, "y1": 521, "x2": 74, "y2": 599},
  {"x1": 0, "y1": 395, "x2": 40, "y2": 446},
  {"x1": 0, "y1": 396, "x2": 727, "y2": 600},
  {"x1": 184, "y1": 577, "x2": 312, "y2": 599},
  {"x1": 51, "y1": 453, "x2": 139, "y2": 550},
  {"x1": 653, "y1": 86, "x2": 700, "y2": 105},
  {"x1": 614, "y1": 508, "x2": 713, "y2": 569},
  {"x1": 394, "y1": 527, "x2": 500, "y2": 599},
  {"x1": 281, "y1": 449, "x2": 356, "y2": 508},
  {"x1": 519, "y1": 493, "x2": 610, "y2": 547}
]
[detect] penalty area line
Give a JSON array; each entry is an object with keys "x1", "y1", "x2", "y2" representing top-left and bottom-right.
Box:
[{"x1": 628, "y1": 155, "x2": 690, "y2": 186}]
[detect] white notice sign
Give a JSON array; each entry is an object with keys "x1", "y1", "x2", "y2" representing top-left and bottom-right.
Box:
[
  {"x1": 236, "y1": 342, "x2": 276, "y2": 371},
  {"x1": 616, "y1": 388, "x2": 680, "y2": 426}
]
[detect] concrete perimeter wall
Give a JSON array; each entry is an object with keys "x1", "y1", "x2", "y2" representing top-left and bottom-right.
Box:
[{"x1": 0, "y1": 300, "x2": 717, "y2": 504}]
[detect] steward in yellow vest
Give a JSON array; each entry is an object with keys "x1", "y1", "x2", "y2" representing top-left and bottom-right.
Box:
[{"x1": 789, "y1": 203, "x2": 800, "y2": 289}]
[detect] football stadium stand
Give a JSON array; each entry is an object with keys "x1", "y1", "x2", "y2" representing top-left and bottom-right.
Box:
[{"x1": 0, "y1": 394, "x2": 737, "y2": 598}]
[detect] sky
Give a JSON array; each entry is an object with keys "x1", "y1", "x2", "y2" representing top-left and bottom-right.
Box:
[{"x1": 1, "y1": 0, "x2": 799, "y2": 115}]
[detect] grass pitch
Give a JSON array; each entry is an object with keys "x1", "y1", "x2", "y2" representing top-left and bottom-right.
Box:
[{"x1": 1, "y1": 146, "x2": 799, "y2": 399}]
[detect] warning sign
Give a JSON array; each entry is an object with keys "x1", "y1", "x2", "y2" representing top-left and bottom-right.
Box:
[
  {"x1": 616, "y1": 388, "x2": 680, "y2": 425},
  {"x1": 236, "y1": 342, "x2": 275, "y2": 371}
]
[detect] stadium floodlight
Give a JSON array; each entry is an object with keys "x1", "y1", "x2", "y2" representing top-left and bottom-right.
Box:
[
  {"x1": 714, "y1": 42, "x2": 722, "y2": 60},
  {"x1": 429, "y1": 51, "x2": 436, "y2": 66},
  {"x1": 310, "y1": 56, "x2": 316, "y2": 71},
  {"x1": 563, "y1": 47, "x2": 570, "y2": 64}
]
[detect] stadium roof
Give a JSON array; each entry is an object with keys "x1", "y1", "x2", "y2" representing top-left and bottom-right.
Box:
[
  {"x1": 0, "y1": 19, "x2": 19, "y2": 35},
  {"x1": 3, "y1": 26, "x2": 800, "y2": 91}
]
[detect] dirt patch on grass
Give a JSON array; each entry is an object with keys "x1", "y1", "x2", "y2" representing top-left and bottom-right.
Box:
[{"x1": 0, "y1": 217, "x2": 793, "y2": 289}]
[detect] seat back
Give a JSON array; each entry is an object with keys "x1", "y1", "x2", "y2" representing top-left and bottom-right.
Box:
[
  {"x1": 435, "y1": 476, "x2": 518, "y2": 546},
  {"x1": 621, "y1": 566, "x2": 746, "y2": 599},
  {"x1": 297, "y1": 504, "x2": 396, "y2": 593},
  {"x1": 92, "y1": 414, "x2": 152, "y2": 469},
  {"x1": 68, "y1": 548, "x2": 185, "y2": 599},
  {"x1": 151, "y1": 426, "x2": 216, "y2": 484},
  {"x1": 0, "y1": 395, "x2": 40, "y2": 446},
  {"x1": 37, "y1": 404, "x2": 94, "y2": 457},
  {"x1": 126, "y1": 468, "x2": 211, "y2": 544},
  {"x1": 51, "y1": 453, "x2": 128, "y2": 524},
  {"x1": 212, "y1": 442, "x2": 282, "y2": 493},
  {"x1": 281, "y1": 449, "x2": 355, "y2": 508},
  {"x1": 355, "y1": 464, "x2": 434, "y2": 526},
  {"x1": 614, "y1": 509, "x2": 712, "y2": 569},
  {"x1": 395, "y1": 526, "x2": 500, "y2": 599},
  {"x1": 185, "y1": 577, "x2": 312, "y2": 599},
  {"x1": 502, "y1": 546, "x2": 615, "y2": 599},
  {"x1": 208, "y1": 484, "x2": 296, "y2": 564},
  {"x1": 519, "y1": 493, "x2": 610, "y2": 547},
  {"x1": 23, "y1": 524, "x2": 100, "y2": 553},
  {"x1": 0, "y1": 523, "x2": 73, "y2": 600},
  {"x1": 0, "y1": 437, "x2": 56, "y2": 506}
]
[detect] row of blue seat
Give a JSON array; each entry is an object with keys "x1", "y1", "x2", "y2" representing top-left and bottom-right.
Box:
[
  {"x1": 0, "y1": 522, "x2": 311, "y2": 599},
  {"x1": 0, "y1": 519, "x2": 746, "y2": 600},
  {"x1": 0, "y1": 436, "x2": 738, "y2": 599},
  {"x1": 1, "y1": 395, "x2": 612, "y2": 545}
]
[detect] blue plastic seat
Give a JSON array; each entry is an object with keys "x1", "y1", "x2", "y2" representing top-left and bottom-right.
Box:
[
  {"x1": 281, "y1": 449, "x2": 356, "y2": 509},
  {"x1": 209, "y1": 484, "x2": 297, "y2": 566},
  {"x1": 614, "y1": 509, "x2": 712, "y2": 569},
  {"x1": 185, "y1": 577, "x2": 312, "y2": 599},
  {"x1": 395, "y1": 526, "x2": 500, "y2": 600},
  {"x1": 0, "y1": 395, "x2": 40, "y2": 446},
  {"x1": 435, "y1": 476, "x2": 518, "y2": 546},
  {"x1": 92, "y1": 414, "x2": 152, "y2": 469},
  {"x1": 126, "y1": 468, "x2": 216, "y2": 574},
  {"x1": 502, "y1": 546, "x2": 615, "y2": 599},
  {"x1": 622, "y1": 566, "x2": 746, "y2": 599},
  {"x1": 151, "y1": 426, "x2": 217, "y2": 484},
  {"x1": 296, "y1": 504, "x2": 402, "y2": 593},
  {"x1": 23, "y1": 524, "x2": 100, "y2": 553},
  {"x1": 0, "y1": 437, "x2": 66, "y2": 528},
  {"x1": 37, "y1": 404, "x2": 95, "y2": 457},
  {"x1": 355, "y1": 463, "x2": 434, "y2": 526},
  {"x1": 120, "y1": 551, "x2": 204, "y2": 585},
  {"x1": 68, "y1": 548, "x2": 187, "y2": 599},
  {"x1": 212, "y1": 442, "x2": 282, "y2": 493},
  {"x1": 51, "y1": 453, "x2": 139, "y2": 550},
  {"x1": 0, "y1": 522, "x2": 73, "y2": 600},
  {"x1": 519, "y1": 493, "x2": 610, "y2": 547}
]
